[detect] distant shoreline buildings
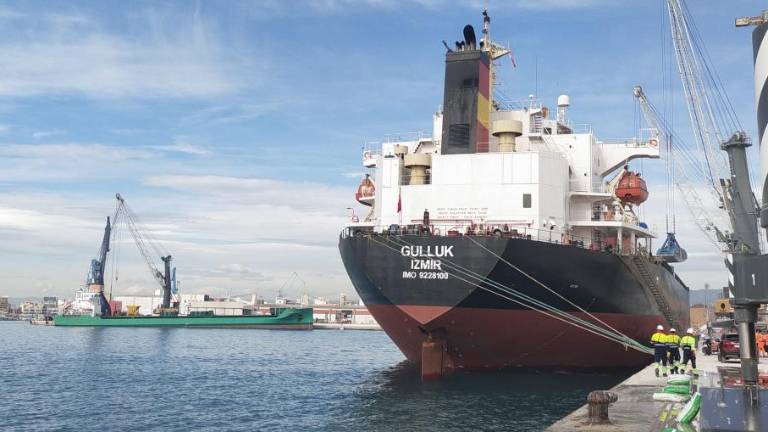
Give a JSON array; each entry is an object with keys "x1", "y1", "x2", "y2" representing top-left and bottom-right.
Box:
[{"x1": 0, "y1": 292, "x2": 380, "y2": 328}]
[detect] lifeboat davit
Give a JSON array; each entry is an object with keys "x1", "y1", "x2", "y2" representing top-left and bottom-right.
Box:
[
  {"x1": 355, "y1": 174, "x2": 375, "y2": 206},
  {"x1": 615, "y1": 171, "x2": 648, "y2": 205}
]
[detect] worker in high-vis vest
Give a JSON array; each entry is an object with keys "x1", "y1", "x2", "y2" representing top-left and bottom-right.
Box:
[
  {"x1": 666, "y1": 328, "x2": 681, "y2": 374},
  {"x1": 650, "y1": 324, "x2": 668, "y2": 377},
  {"x1": 680, "y1": 328, "x2": 697, "y2": 376}
]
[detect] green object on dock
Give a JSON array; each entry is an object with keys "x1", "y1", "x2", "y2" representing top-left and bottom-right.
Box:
[
  {"x1": 675, "y1": 392, "x2": 701, "y2": 424},
  {"x1": 662, "y1": 384, "x2": 690, "y2": 395},
  {"x1": 666, "y1": 374, "x2": 691, "y2": 386},
  {"x1": 54, "y1": 307, "x2": 313, "y2": 329},
  {"x1": 652, "y1": 392, "x2": 691, "y2": 403}
]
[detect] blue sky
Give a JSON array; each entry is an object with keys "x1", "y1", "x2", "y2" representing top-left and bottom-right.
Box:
[{"x1": 0, "y1": 0, "x2": 765, "y2": 301}]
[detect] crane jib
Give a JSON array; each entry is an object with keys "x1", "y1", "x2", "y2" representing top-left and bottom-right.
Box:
[{"x1": 87, "y1": 194, "x2": 177, "y2": 315}]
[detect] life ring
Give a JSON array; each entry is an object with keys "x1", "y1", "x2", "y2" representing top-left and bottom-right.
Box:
[
  {"x1": 434, "y1": 227, "x2": 441, "y2": 236},
  {"x1": 363, "y1": 150, "x2": 372, "y2": 159},
  {"x1": 649, "y1": 138, "x2": 658, "y2": 148}
]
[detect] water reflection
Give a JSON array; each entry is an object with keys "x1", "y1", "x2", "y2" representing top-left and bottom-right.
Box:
[
  {"x1": 2, "y1": 323, "x2": 636, "y2": 432},
  {"x1": 333, "y1": 363, "x2": 635, "y2": 431}
]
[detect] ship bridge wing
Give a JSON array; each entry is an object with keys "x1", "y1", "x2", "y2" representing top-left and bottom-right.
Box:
[{"x1": 598, "y1": 138, "x2": 660, "y2": 177}]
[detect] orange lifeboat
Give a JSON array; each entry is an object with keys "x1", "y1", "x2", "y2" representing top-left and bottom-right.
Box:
[
  {"x1": 615, "y1": 171, "x2": 648, "y2": 205},
  {"x1": 355, "y1": 174, "x2": 375, "y2": 206}
]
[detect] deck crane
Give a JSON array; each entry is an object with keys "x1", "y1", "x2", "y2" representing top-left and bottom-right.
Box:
[{"x1": 114, "y1": 193, "x2": 177, "y2": 312}]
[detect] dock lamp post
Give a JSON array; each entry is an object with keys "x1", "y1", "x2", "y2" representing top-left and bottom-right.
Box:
[{"x1": 734, "y1": 10, "x2": 768, "y2": 413}]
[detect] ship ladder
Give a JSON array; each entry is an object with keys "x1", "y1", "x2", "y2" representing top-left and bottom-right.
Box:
[
  {"x1": 631, "y1": 256, "x2": 678, "y2": 330},
  {"x1": 370, "y1": 234, "x2": 652, "y2": 355}
]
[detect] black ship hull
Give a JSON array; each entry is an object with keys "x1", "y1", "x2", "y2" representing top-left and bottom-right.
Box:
[{"x1": 339, "y1": 233, "x2": 690, "y2": 370}]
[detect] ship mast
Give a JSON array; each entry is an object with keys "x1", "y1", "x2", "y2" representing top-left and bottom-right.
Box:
[{"x1": 480, "y1": 10, "x2": 510, "y2": 111}]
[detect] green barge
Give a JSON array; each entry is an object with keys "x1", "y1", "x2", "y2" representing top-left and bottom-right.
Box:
[{"x1": 54, "y1": 307, "x2": 313, "y2": 329}]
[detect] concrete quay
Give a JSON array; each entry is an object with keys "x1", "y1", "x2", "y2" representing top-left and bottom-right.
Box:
[{"x1": 546, "y1": 353, "x2": 768, "y2": 431}]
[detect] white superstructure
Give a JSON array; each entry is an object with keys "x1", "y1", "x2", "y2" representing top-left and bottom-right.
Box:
[{"x1": 354, "y1": 98, "x2": 662, "y2": 253}]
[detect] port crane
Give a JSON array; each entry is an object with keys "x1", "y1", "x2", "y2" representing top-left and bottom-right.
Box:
[
  {"x1": 86, "y1": 194, "x2": 177, "y2": 315},
  {"x1": 114, "y1": 194, "x2": 176, "y2": 311},
  {"x1": 657, "y1": 0, "x2": 765, "y2": 404},
  {"x1": 664, "y1": 0, "x2": 761, "y2": 256},
  {"x1": 633, "y1": 86, "x2": 739, "y2": 251},
  {"x1": 85, "y1": 213, "x2": 120, "y2": 316}
]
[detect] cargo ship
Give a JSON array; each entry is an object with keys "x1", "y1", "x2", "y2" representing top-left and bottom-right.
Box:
[
  {"x1": 54, "y1": 307, "x2": 313, "y2": 329},
  {"x1": 339, "y1": 11, "x2": 689, "y2": 375},
  {"x1": 57, "y1": 194, "x2": 313, "y2": 330}
]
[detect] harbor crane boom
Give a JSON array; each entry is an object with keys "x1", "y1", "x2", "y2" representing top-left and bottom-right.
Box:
[
  {"x1": 633, "y1": 85, "x2": 733, "y2": 250},
  {"x1": 114, "y1": 194, "x2": 175, "y2": 310},
  {"x1": 666, "y1": 0, "x2": 765, "y2": 403},
  {"x1": 666, "y1": 0, "x2": 761, "y2": 255}
]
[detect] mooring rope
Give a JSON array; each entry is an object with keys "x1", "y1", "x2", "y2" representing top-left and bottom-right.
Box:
[
  {"x1": 364, "y1": 234, "x2": 652, "y2": 354},
  {"x1": 462, "y1": 234, "x2": 636, "y2": 345}
]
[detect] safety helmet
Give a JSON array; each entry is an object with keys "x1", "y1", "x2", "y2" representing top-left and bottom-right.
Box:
[
  {"x1": 670, "y1": 328, "x2": 676, "y2": 333},
  {"x1": 687, "y1": 328, "x2": 694, "y2": 334},
  {"x1": 656, "y1": 325, "x2": 664, "y2": 331}
]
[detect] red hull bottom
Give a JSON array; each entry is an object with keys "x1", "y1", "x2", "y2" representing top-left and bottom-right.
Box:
[{"x1": 368, "y1": 304, "x2": 659, "y2": 370}]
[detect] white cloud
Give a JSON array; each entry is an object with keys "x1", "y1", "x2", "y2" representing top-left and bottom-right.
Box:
[
  {"x1": 143, "y1": 174, "x2": 350, "y2": 210},
  {"x1": 0, "y1": 143, "x2": 156, "y2": 160},
  {"x1": 184, "y1": 102, "x2": 287, "y2": 125},
  {"x1": 0, "y1": 8, "x2": 252, "y2": 99},
  {"x1": 0, "y1": 8, "x2": 24, "y2": 20},
  {"x1": 0, "y1": 171, "x2": 354, "y2": 300},
  {"x1": 31, "y1": 129, "x2": 65, "y2": 139},
  {"x1": 148, "y1": 136, "x2": 210, "y2": 156}
]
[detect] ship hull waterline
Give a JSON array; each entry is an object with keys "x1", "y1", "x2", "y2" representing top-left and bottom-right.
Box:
[
  {"x1": 339, "y1": 234, "x2": 689, "y2": 372},
  {"x1": 54, "y1": 307, "x2": 313, "y2": 329}
]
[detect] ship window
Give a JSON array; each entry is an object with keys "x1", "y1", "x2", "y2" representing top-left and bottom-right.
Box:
[{"x1": 523, "y1": 193, "x2": 532, "y2": 208}]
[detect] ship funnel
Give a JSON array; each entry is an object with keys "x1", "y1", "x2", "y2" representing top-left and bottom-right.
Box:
[
  {"x1": 463, "y1": 25, "x2": 477, "y2": 50},
  {"x1": 440, "y1": 24, "x2": 490, "y2": 154}
]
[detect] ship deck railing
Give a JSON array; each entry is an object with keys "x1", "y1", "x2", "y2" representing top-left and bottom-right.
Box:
[
  {"x1": 597, "y1": 129, "x2": 659, "y2": 148},
  {"x1": 341, "y1": 222, "x2": 659, "y2": 258},
  {"x1": 343, "y1": 223, "x2": 596, "y2": 250},
  {"x1": 362, "y1": 132, "x2": 434, "y2": 154}
]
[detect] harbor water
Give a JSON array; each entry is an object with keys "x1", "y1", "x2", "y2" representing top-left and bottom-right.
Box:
[{"x1": 0, "y1": 322, "x2": 633, "y2": 431}]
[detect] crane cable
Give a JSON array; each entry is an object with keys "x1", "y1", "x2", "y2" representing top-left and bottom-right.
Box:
[
  {"x1": 116, "y1": 203, "x2": 166, "y2": 287},
  {"x1": 366, "y1": 234, "x2": 652, "y2": 354},
  {"x1": 642, "y1": 89, "x2": 730, "y2": 246}
]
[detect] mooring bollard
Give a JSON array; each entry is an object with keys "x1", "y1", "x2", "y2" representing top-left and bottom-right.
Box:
[{"x1": 586, "y1": 390, "x2": 618, "y2": 424}]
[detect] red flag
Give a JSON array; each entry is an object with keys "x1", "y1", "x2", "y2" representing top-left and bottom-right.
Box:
[{"x1": 397, "y1": 192, "x2": 402, "y2": 213}]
